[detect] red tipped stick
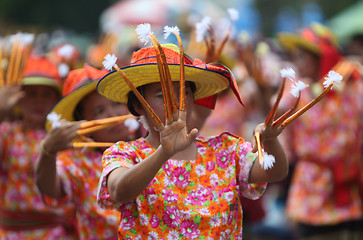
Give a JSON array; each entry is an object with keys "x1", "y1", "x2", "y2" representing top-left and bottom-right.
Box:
[
  {"x1": 265, "y1": 77, "x2": 286, "y2": 126},
  {"x1": 171, "y1": 32, "x2": 186, "y2": 111},
  {"x1": 272, "y1": 93, "x2": 301, "y2": 127},
  {"x1": 254, "y1": 131, "x2": 264, "y2": 166},
  {"x1": 115, "y1": 66, "x2": 163, "y2": 127},
  {"x1": 281, "y1": 82, "x2": 333, "y2": 128},
  {"x1": 148, "y1": 35, "x2": 173, "y2": 120},
  {"x1": 0, "y1": 39, "x2": 4, "y2": 87},
  {"x1": 152, "y1": 37, "x2": 178, "y2": 114}
]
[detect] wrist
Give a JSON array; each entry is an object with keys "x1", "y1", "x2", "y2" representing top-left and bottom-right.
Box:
[
  {"x1": 156, "y1": 146, "x2": 172, "y2": 163},
  {"x1": 40, "y1": 139, "x2": 57, "y2": 158}
]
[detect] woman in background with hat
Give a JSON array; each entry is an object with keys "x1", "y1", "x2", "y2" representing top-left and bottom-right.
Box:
[
  {"x1": 277, "y1": 22, "x2": 363, "y2": 240},
  {"x1": 96, "y1": 43, "x2": 289, "y2": 239},
  {"x1": 35, "y1": 64, "x2": 141, "y2": 240},
  {"x1": 0, "y1": 55, "x2": 77, "y2": 239}
]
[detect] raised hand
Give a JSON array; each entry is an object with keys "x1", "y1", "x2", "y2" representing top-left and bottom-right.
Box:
[
  {"x1": 0, "y1": 85, "x2": 24, "y2": 121},
  {"x1": 43, "y1": 120, "x2": 82, "y2": 154},
  {"x1": 158, "y1": 110, "x2": 198, "y2": 158}
]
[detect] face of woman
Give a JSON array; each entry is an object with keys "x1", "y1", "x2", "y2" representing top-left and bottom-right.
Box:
[
  {"x1": 80, "y1": 91, "x2": 131, "y2": 143},
  {"x1": 292, "y1": 47, "x2": 320, "y2": 81},
  {"x1": 135, "y1": 81, "x2": 194, "y2": 132},
  {"x1": 19, "y1": 85, "x2": 59, "y2": 128}
]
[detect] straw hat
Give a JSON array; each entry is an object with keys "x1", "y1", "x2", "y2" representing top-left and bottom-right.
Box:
[
  {"x1": 277, "y1": 22, "x2": 339, "y2": 56},
  {"x1": 97, "y1": 44, "x2": 242, "y2": 104},
  {"x1": 45, "y1": 64, "x2": 108, "y2": 132},
  {"x1": 22, "y1": 55, "x2": 62, "y2": 91},
  {"x1": 277, "y1": 22, "x2": 342, "y2": 78}
]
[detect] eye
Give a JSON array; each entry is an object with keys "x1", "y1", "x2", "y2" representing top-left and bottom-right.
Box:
[{"x1": 93, "y1": 107, "x2": 105, "y2": 117}]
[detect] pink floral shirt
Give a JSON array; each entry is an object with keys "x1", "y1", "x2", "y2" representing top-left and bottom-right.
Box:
[
  {"x1": 98, "y1": 132, "x2": 267, "y2": 239},
  {"x1": 43, "y1": 148, "x2": 120, "y2": 240},
  {"x1": 0, "y1": 121, "x2": 75, "y2": 239},
  {"x1": 286, "y1": 77, "x2": 363, "y2": 225}
]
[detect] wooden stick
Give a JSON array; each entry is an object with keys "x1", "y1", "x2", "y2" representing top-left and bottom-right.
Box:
[
  {"x1": 17, "y1": 44, "x2": 32, "y2": 85},
  {"x1": 80, "y1": 114, "x2": 135, "y2": 129},
  {"x1": 281, "y1": 82, "x2": 333, "y2": 128},
  {"x1": 265, "y1": 77, "x2": 286, "y2": 126},
  {"x1": 12, "y1": 41, "x2": 24, "y2": 86},
  {"x1": 73, "y1": 142, "x2": 114, "y2": 148},
  {"x1": 0, "y1": 39, "x2": 4, "y2": 87},
  {"x1": 151, "y1": 36, "x2": 178, "y2": 114},
  {"x1": 115, "y1": 66, "x2": 163, "y2": 127},
  {"x1": 254, "y1": 131, "x2": 264, "y2": 166},
  {"x1": 77, "y1": 121, "x2": 118, "y2": 136},
  {"x1": 214, "y1": 26, "x2": 231, "y2": 61},
  {"x1": 148, "y1": 35, "x2": 172, "y2": 120},
  {"x1": 6, "y1": 36, "x2": 19, "y2": 85},
  {"x1": 272, "y1": 93, "x2": 301, "y2": 127},
  {"x1": 172, "y1": 32, "x2": 186, "y2": 111}
]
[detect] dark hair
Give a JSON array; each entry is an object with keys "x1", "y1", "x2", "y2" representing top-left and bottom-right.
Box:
[
  {"x1": 126, "y1": 82, "x2": 196, "y2": 116},
  {"x1": 73, "y1": 101, "x2": 85, "y2": 121}
]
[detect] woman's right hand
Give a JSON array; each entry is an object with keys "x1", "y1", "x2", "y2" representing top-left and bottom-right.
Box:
[
  {"x1": 0, "y1": 85, "x2": 24, "y2": 116},
  {"x1": 158, "y1": 111, "x2": 198, "y2": 158},
  {"x1": 42, "y1": 120, "x2": 84, "y2": 154}
]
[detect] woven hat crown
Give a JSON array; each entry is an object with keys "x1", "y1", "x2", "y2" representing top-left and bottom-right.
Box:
[{"x1": 62, "y1": 65, "x2": 108, "y2": 96}]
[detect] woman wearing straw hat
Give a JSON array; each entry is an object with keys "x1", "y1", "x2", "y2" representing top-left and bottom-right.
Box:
[
  {"x1": 0, "y1": 55, "x2": 77, "y2": 239},
  {"x1": 277, "y1": 22, "x2": 363, "y2": 240},
  {"x1": 34, "y1": 64, "x2": 141, "y2": 240},
  {"x1": 96, "y1": 42, "x2": 289, "y2": 239}
]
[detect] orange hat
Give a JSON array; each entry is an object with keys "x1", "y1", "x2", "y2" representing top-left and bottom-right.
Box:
[
  {"x1": 277, "y1": 22, "x2": 342, "y2": 78},
  {"x1": 45, "y1": 64, "x2": 108, "y2": 131},
  {"x1": 22, "y1": 55, "x2": 62, "y2": 91},
  {"x1": 97, "y1": 43, "x2": 243, "y2": 106}
]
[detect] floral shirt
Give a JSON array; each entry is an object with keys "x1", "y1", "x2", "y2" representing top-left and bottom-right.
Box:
[
  {"x1": 286, "y1": 77, "x2": 363, "y2": 225},
  {"x1": 44, "y1": 148, "x2": 120, "y2": 240},
  {"x1": 0, "y1": 121, "x2": 76, "y2": 239},
  {"x1": 98, "y1": 132, "x2": 267, "y2": 239}
]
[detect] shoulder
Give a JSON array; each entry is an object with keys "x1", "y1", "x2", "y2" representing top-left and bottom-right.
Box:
[
  {"x1": 104, "y1": 138, "x2": 149, "y2": 154},
  {"x1": 197, "y1": 132, "x2": 245, "y2": 149},
  {"x1": 198, "y1": 131, "x2": 243, "y2": 142}
]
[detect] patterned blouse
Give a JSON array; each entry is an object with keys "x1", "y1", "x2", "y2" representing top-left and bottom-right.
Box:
[
  {"x1": 98, "y1": 132, "x2": 267, "y2": 239},
  {"x1": 43, "y1": 148, "x2": 120, "y2": 240},
  {"x1": 286, "y1": 78, "x2": 363, "y2": 225},
  {"x1": 0, "y1": 121, "x2": 76, "y2": 239}
]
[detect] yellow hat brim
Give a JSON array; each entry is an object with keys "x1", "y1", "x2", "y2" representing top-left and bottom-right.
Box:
[
  {"x1": 23, "y1": 77, "x2": 61, "y2": 92},
  {"x1": 277, "y1": 33, "x2": 321, "y2": 55},
  {"x1": 45, "y1": 80, "x2": 98, "y2": 132},
  {"x1": 97, "y1": 63, "x2": 230, "y2": 104}
]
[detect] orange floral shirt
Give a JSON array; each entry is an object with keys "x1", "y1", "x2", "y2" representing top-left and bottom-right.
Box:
[
  {"x1": 98, "y1": 132, "x2": 267, "y2": 239},
  {"x1": 44, "y1": 148, "x2": 120, "y2": 240},
  {"x1": 0, "y1": 121, "x2": 75, "y2": 239},
  {"x1": 286, "y1": 78, "x2": 363, "y2": 225}
]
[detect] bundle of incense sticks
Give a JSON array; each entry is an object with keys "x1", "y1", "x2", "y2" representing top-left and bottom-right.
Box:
[
  {"x1": 72, "y1": 114, "x2": 137, "y2": 148},
  {"x1": 105, "y1": 23, "x2": 187, "y2": 130},
  {"x1": 255, "y1": 69, "x2": 343, "y2": 168},
  {"x1": 0, "y1": 34, "x2": 34, "y2": 87},
  {"x1": 77, "y1": 114, "x2": 136, "y2": 136}
]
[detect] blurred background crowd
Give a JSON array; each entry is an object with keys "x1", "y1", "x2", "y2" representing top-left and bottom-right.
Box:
[{"x1": 0, "y1": 0, "x2": 362, "y2": 239}]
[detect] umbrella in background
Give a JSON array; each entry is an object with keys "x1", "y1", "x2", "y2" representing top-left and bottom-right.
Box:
[
  {"x1": 327, "y1": 1, "x2": 363, "y2": 45},
  {"x1": 99, "y1": 0, "x2": 232, "y2": 33}
]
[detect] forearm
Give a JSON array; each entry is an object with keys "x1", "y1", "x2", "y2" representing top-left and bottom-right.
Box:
[
  {"x1": 249, "y1": 138, "x2": 288, "y2": 183},
  {"x1": 109, "y1": 146, "x2": 170, "y2": 203},
  {"x1": 263, "y1": 138, "x2": 288, "y2": 181},
  {"x1": 35, "y1": 144, "x2": 65, "y2": 199}
]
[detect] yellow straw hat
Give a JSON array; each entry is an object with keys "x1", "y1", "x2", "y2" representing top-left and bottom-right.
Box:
[
  {"x1": 277, "y1": 22, "x2": 339, "y2": 56},
  {"x1": 97, "y1": 44, "x2": 234, "y2": 104},
  {"x1": 45, "y1": 65, "x2": 108, "y2": 132}
]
